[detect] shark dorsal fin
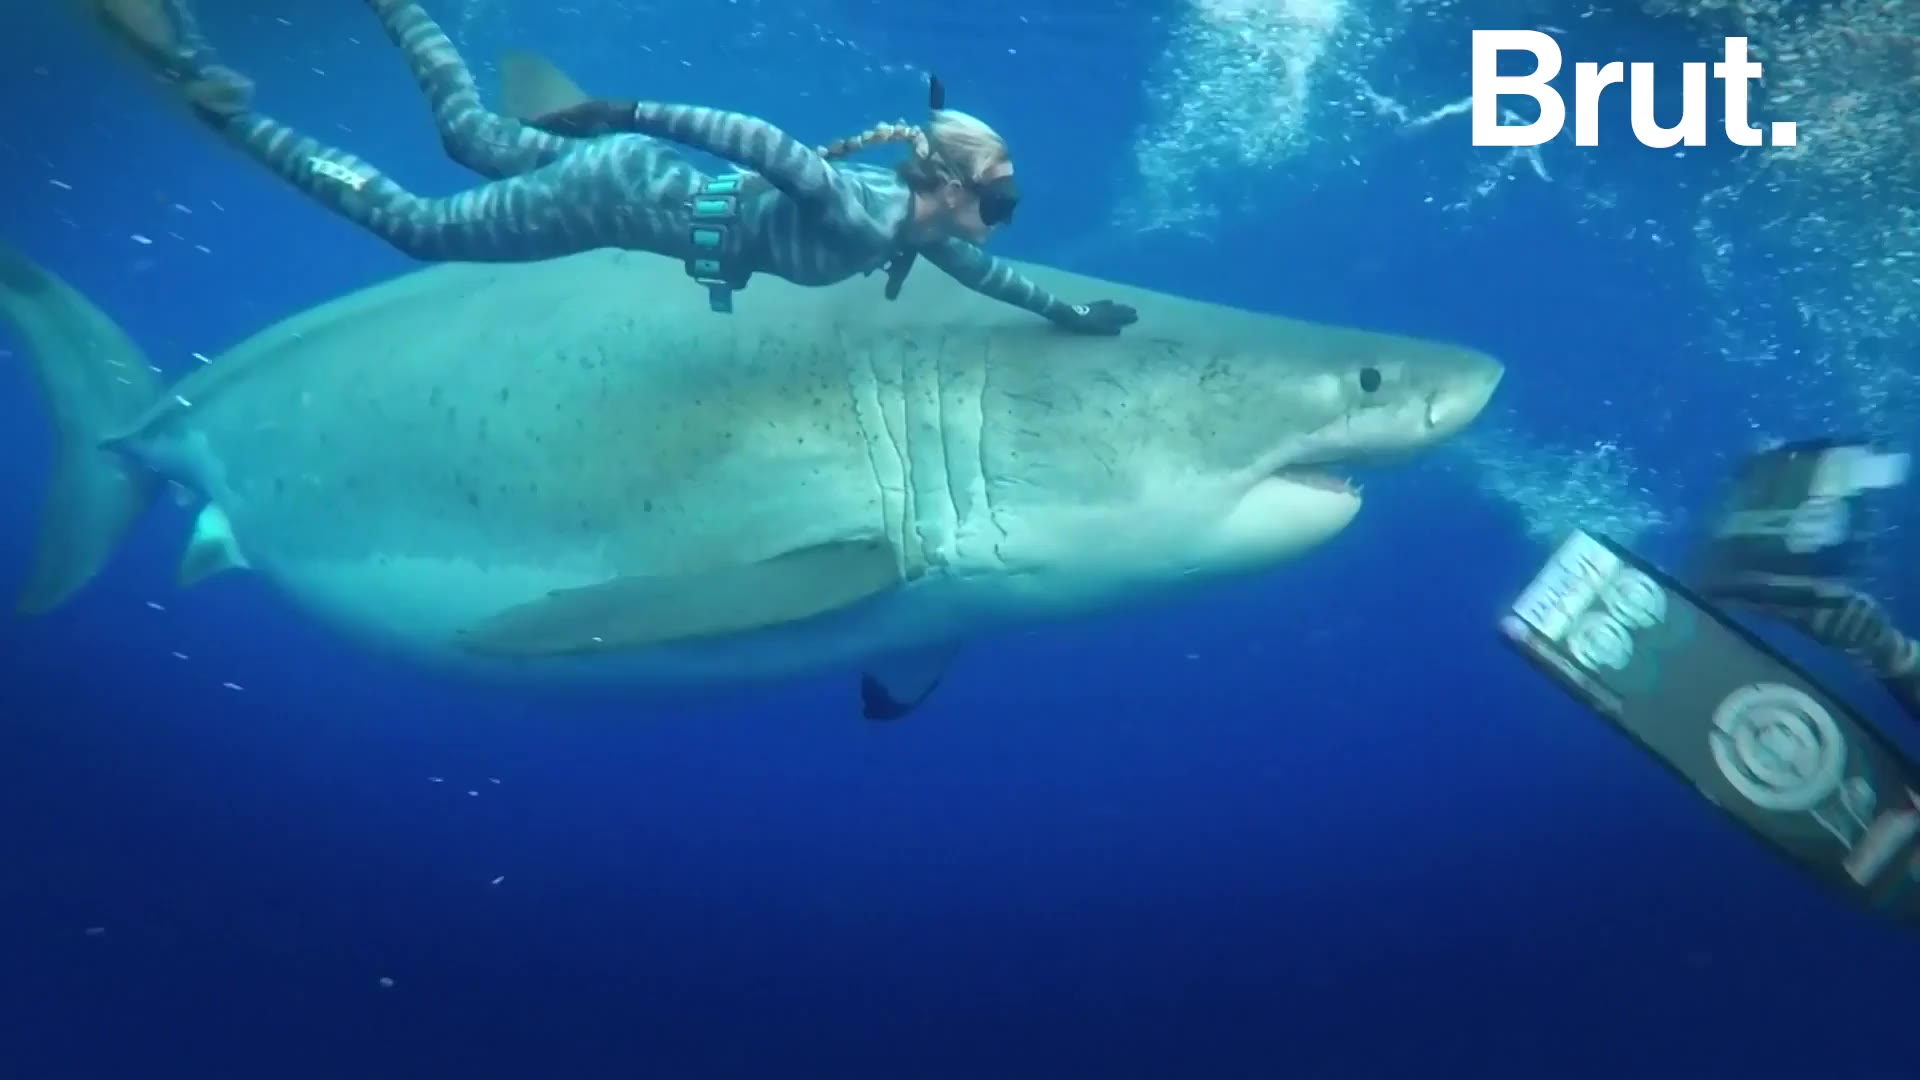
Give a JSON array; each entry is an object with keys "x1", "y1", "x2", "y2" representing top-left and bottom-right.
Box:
[{"x1": 499, "y1": 49, "x2": 589, "y2": 122}]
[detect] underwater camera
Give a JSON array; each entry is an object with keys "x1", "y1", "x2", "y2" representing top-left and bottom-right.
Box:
[{"x1": 1497, "y1": 440, "x2": 1920, "y2": 929}]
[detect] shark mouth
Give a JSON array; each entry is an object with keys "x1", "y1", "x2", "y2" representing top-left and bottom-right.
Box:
[{"x1": 1273, "y1": 466, "x2": 1360, "y2": 497}]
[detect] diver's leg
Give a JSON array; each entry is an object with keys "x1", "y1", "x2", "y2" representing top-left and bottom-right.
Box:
[
  {"x1": 91, "y1": 0, "x2": 251, "y2": 113},
  {"x1": 209, "y1": 110, "x2": 667, "y2": 262},
  {"x1": 228, "y1": 104, "x2": 715, "y2": 263},
  {"x1": 152, "y1": 0, "x2": 216, "y2": 71},
  {"x1": 97, "y1": 0, "x2": 603, "y2": 260},
  {"x1": 361, "y1": 0, "x2": 577, "y2": 178}
]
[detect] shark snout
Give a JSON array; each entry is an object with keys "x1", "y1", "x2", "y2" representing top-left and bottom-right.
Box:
[{"x1": 1424, "y1": 355, "x2": 1504, "y2": 436}]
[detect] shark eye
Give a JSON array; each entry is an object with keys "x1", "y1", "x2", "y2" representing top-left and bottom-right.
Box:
[{"x1": 1358, "y1": 366, "x2": 1382, "y2": 393}]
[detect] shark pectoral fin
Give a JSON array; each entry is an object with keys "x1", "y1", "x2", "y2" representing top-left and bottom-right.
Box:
[
  {"x1": 498, "y1": 49, "x2": 589, "y2": 121},
  {"x1": 455, "y1": 539, "x2": 902, "y2": 657},
  {"x1": 860, "y1": 645, "x2": 960, "y2": 721},
  {"x1": 177, "y1": 504, "x2": 248, "y2": 588}
]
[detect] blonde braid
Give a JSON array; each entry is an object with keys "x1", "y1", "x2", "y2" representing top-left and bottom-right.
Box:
[{"x1": 817, "y1": 120, "x2": 930, "y2": 162}]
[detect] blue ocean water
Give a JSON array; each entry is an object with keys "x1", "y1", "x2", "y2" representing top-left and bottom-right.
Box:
[{"x1": 2, "y1": 1, "x2": 1917, "y2": 1077}]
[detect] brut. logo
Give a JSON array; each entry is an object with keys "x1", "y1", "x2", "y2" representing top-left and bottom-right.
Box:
[{"x1": 1471, "y1": 30, "x2": 1799, "y2": 149}]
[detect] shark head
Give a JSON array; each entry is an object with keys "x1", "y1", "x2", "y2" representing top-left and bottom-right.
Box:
[
  {"x1": 1199, "y1": 326, "x2": 1506, "y2": 571},
  {"x1": 976, "y1": 319, "x2": 1504, "y2": 611}
]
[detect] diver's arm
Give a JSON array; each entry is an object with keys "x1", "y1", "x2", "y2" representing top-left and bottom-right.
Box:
[
  {"x1": 1711, "y1": 575, "x2": 1920, "y2": 722},
  {"x1": 524, "y1": 99, "x2": 889, "y2": 241},
  {"x1": 1871, "y1": 630, "x2": 1920, "y2": 721},
  {"x1": 1882, "y1": 668, "x2": 1920, "y2": 722},
  {"x1": 916, "y1": 238, "x2": 1138, "y2": 333},
  {"x1": 1796, "y1": 586, "x2": 1917, "y2": 703}
]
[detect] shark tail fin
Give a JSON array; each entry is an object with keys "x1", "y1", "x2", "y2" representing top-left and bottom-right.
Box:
[{"x1": 0, "y1": 241, "x2": 166, "y2": 614}]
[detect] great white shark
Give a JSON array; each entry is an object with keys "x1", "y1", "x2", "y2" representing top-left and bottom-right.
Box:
[{"x1": 0, "y1": 243, "x2": 1501, "y2": 718}]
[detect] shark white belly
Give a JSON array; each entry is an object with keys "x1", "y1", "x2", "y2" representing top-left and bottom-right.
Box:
[{"x1": 0, "y1": 243, "x2": 1502, "y2": 717}]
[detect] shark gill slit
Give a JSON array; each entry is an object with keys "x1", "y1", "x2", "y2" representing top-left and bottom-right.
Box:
[
  {"x1": 887, "y1": 344, "x2": 921, "y2": 579},
  {"x1": 933, "y1": 334, "x2": 990, "y2": 566},
  {"x1": 851, "y1": 344, "x2": 908, "y2": 574},
  {"x1": 932, "y1": 341, "x2": 966, "y2": 566},
  {"x1": 976, "y1": 336, "x2": 1006, "y2": 555},
  {"x1": 905, "y1": 340, "x2": 941, "y2": 576}
]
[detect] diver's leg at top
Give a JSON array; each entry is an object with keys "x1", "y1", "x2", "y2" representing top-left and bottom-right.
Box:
[
  {"x1": 208, "y1": 110, "x2": 663, "y2": 262},
  {"x1": 153, "y1": 0, "x2": 216, "y2": 69},
  {"x1": 92, "y1": 0, "x2": 251, "y2": 113},
  {"x1": 361, "y1": 0, "x2": 577, "y2": 178},
  {"x1": 97, "y1": 0, "x2": 619, "y2": 261},
  {"x1": 207, "y1": 110, "x2": 507, "y2": 260}
]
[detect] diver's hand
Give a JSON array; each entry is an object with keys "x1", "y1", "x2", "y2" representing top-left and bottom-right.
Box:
[
  {"x1": 1062, "y1": 300, "x2": 1137, "y2": 335},
  {"x1": 1708, "y1": 573, "x2": 1917, "y2": 678}
]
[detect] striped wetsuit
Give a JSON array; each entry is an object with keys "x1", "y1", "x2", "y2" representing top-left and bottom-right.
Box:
[
  {"x1": 1888, "y1": 671, "x2": 1920, "y2": 721},
  {"x1": 161, "y1": 0, "x2": 1100, "y2": 326}
]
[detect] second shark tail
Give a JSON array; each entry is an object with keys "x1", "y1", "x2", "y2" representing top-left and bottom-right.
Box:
[{"x1": 0, "y1": 243, "x2": 168, "y2": 613}]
